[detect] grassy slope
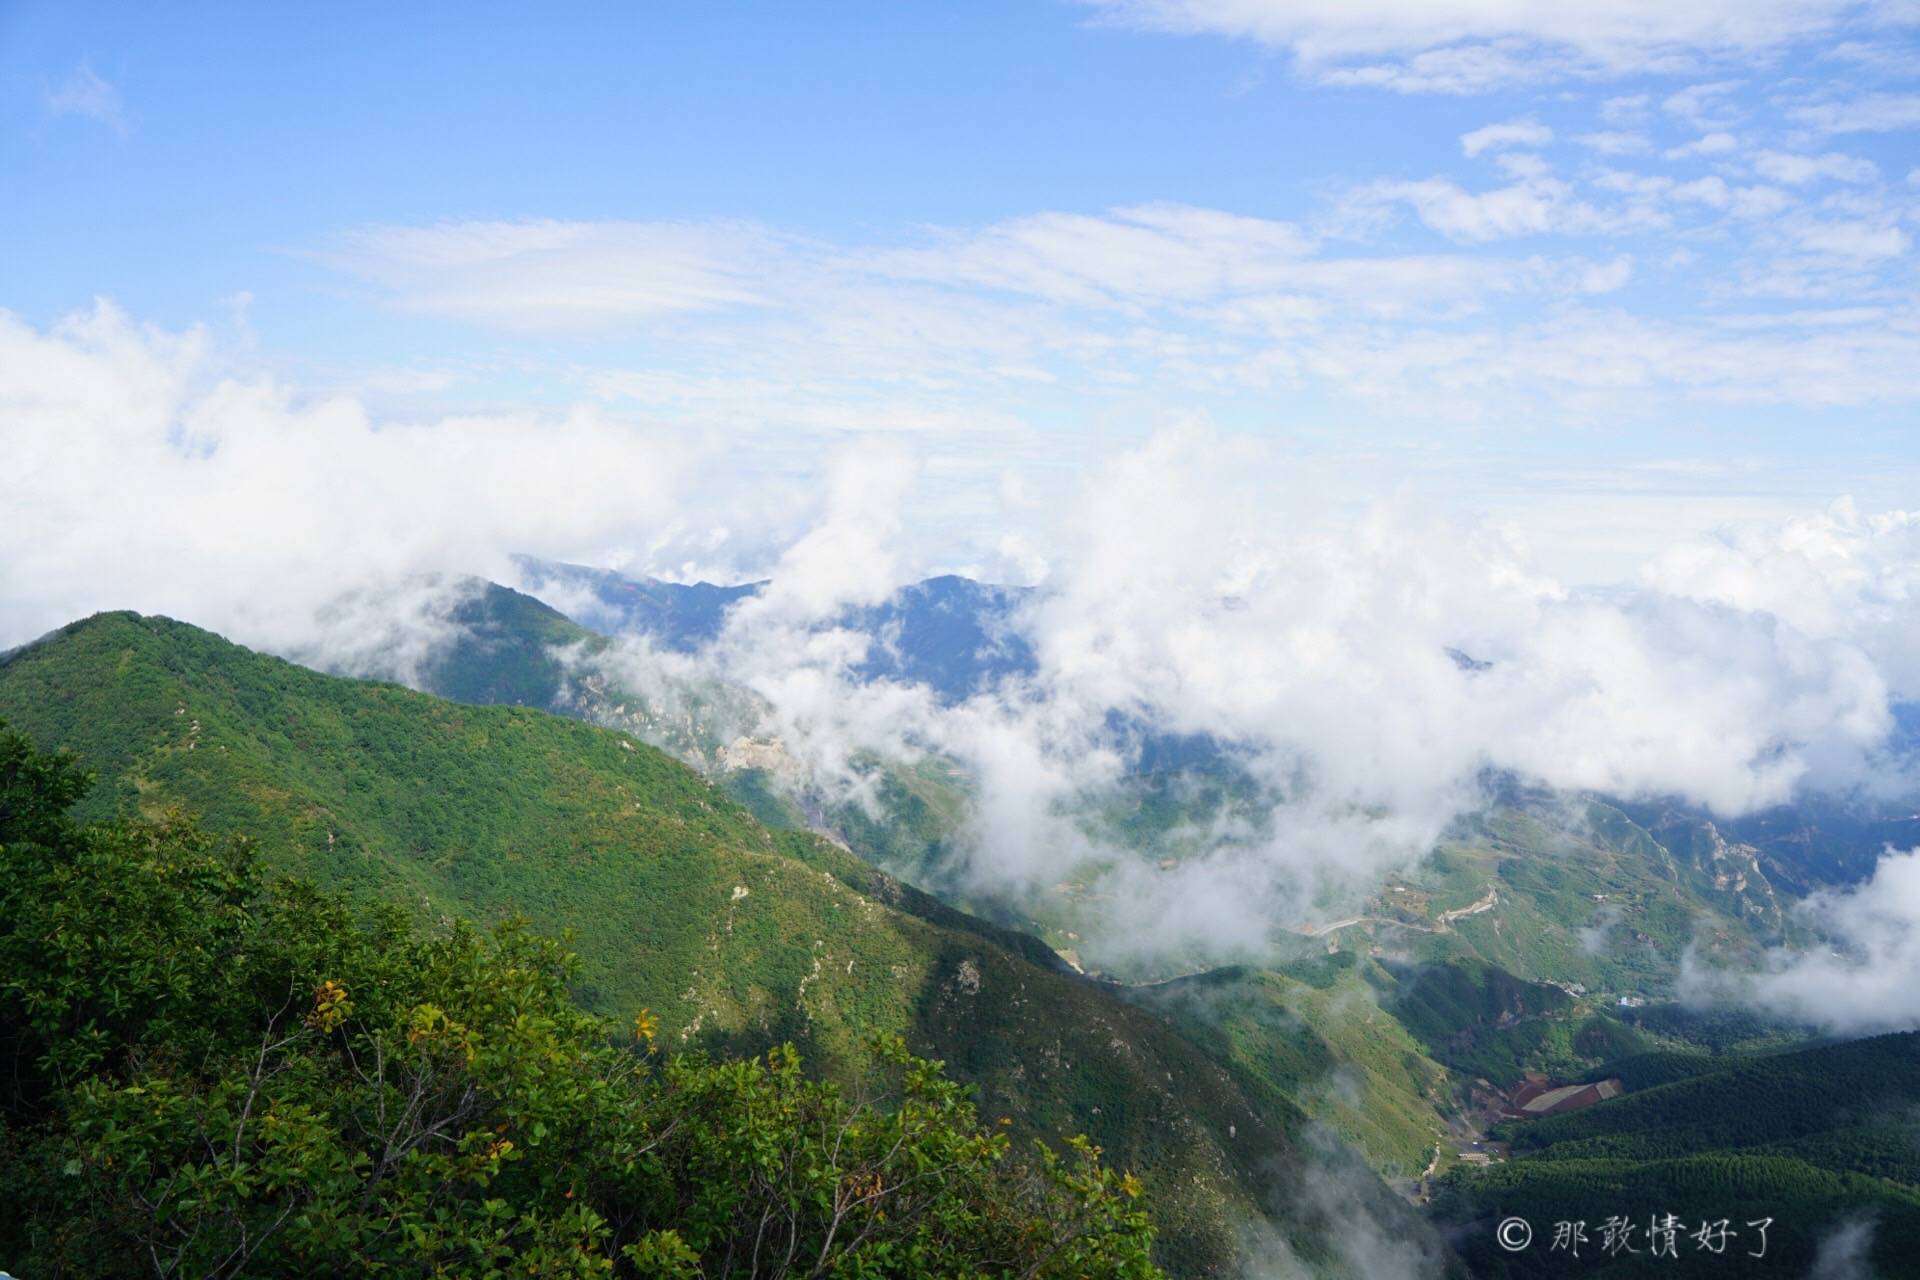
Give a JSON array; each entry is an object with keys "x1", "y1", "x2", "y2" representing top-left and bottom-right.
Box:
[
  {"x1": 1388, "y1": 801, "x2": 1784, "y2": 1001},
  {"x1": 1437, "y1": 1032, "x2": 1920, "y2": 1277},
  {"x1": 1119, "y1": 952, "x2": 1697, "y2": 1183},
  {"x1": 0, "y1": 612, "x2": 1450, "y2": 1278},
  {"x1": 1128, "y1": 959, "x2": 1456, "y2": 1180}
]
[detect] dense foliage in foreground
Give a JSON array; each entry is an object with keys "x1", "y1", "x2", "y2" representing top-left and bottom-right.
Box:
[{"x1": 0, "y1": 725, "x2": 1161, "y2": 1279}]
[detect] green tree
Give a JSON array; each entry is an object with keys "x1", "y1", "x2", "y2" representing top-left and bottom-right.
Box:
[{"x1": 0, "y1": 721, "x2": 1162, "y2": 1279}]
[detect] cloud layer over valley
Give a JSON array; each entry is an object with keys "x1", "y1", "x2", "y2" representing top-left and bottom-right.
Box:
[
  {"x1": 7, "y1": 0, "x2": 1919, "y2": 1006},
  {"x1": 5, "y1": 301, "x2": 1918, "y2": 986},
  {"x1": 565, "y1": 433, "x2": 1918, "y2": 973}
]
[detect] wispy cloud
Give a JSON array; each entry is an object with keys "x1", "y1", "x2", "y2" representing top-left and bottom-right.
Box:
[
  {"x1": 1694, "y1": 846, "x2": 1920, "y2": 1034},
  {"x1": 1792, "y1": 91, "x2": 1920, "y2": 133},
  {"x1": 1573, "y1": 129, "x2": 1651, "y2": 155},
  {"x1": 1751, "y1": 149, "x2": 1881, "y2": 184},
  {"x1": 1460, "y1": 118, "x2": 1552, "y2": 158},
  {"x1": 279, "y1": 28, "x2": 1920, "y2": 563},
  {"x1": 43, "y1": 62, "x2": 124, "y2": 134},
  {"x1": 316, "y1": 178, "x2": 1920, "y2": 427},
  {"x1": 1664, "y1": 130, "x2": 1740, "y2": 158},
  {"x1": 316, "y1": 219, "x2": 792, "y2": 330},
  {"x1": 1662, "y1": 80, "x2": 1745, "y2": 130},
  {"x1": 1077, "y1": 1, "x2": 1908, "y2": 92}
]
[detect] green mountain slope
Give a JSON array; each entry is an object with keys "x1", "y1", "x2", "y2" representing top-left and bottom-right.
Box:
[
  {"x1": 1333, "y1": 798, "x2": 1790, "y2": 1006},
  {"x1": 415, "y1": 575, "x2": 607, "y2": 707},
  {"x1": 1120, "y1": 953, "x2": 1701, "y2": 1187},
  {"x1": 0, "y1": 612, "x2": 1452, "y2": 1278},
  {"x1": 390, "y1": 582, "x2": 1786, "y2": 1000},
  {"x1": 0, "y1": 726, "x2": 1163, "y2": 1279},
  {"x1": 1436, "y1": 1032, "x2": 1920, "y2": 1276},
  {"x1": 379, "y1": 583, "x2": 1815, "y2": 1172},
  {"x1": 1126, "y1": 959, "x2": 1456, "y2": 1180}
]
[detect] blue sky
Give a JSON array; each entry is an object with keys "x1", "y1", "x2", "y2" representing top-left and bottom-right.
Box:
[{"x1": 5, "y1": 1, "x2": 1920, "y2": 594}]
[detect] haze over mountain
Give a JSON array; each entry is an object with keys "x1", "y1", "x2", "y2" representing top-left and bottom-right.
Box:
[
  {"x1": 470, "y1": 533, "x2": 1920, "y2": 1009},
  {"x1": 482, "y1": 556, "x2": 1919, "y2": 948},
  {"x1": 9, "y1": 1, "x2": 1920, "y2": 1273},
  {"x1": 510, "y1": 554, "x2": 1036, "y2": 703},
  {"x1": 7, "y1": 316, "x2": 1918, "y2": 1011},
  {"x1": 0, "y1": 609, "x2": 1454, "y2": 1277}
]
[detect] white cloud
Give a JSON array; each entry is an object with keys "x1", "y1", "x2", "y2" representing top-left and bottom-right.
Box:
[
  {"x1": 572, "y1": 428, "x2": 1912, "y2": 969},
  {"x1": 1825, "y1": 36, "x2": 1920, "y2": 71},
  {"x1": 1320, "y1": 41, "x2": 1562, "y2": 94},
  {"x1": 306, "y1": 197, "x2": 1920, "y2": 424},
  {"x1": 1590, "y1": 166, "x2": 1795, "y2": 220},
  {"x1": 43, "y1": 63, "x2": 123, "y2": 133},
  {"x1": 1460, "y1": 118, "x2": 1553, "y2": 157},
  {"x1": 1752, "y1": 149, "x2": 1881, "y2": 184},
  {"x1": 1079, "y1": 2, "x2": 1897, "y2": 90},
  {"x1": 1579, "y1": 254, "x2": 1635, "y2": 292},
  {"x1": 319, "y1": 219, "x2": 793, "y2": 330},
  {"x1": 1601, "y1": 94, "x2": 1653, "y2": 124},
  {"x1": 1792, "y1": 217, "x2": 1912, "y2": 261},
  {"x1": 1793, "y1": 92, "x2": 1920, "y2": 133},
  {"x1": 1809, "y1": 1219, "x2": 1881, "y2": 1280},
  {"x1": 10, "y1": 303, "x2": 1920, "y2": 971},
  {"x1": 1300, "y1": 305, "x2": 1920, "y2": 409},
  {"x1": 854, "y1": 203, "x2": 1317, "y2": 304},
  {"x1": 1646, "y1": 500, "x2": 1920, "y2": 698},
  {"x1": 1355, "y1": 175, "x2": 1601, "y2": 242},
  {"x1": 1573, "y1": 130, "x2": 1652, "y2": 155},
  {"x1": 1730, "y1": 184, "x2": 1795, "y2": 218},
  {"x1": 733, "y1": 446, "x2": 918, "y2": 622},
  {"x1": 1706, "y1": 848, "x2": 1920, "y2": 1033},
  {"x1": 1662, "y1": 80, "x2": 1745, "y2": 129},
  {"x1": 0, "y1": 302, "x2": 714, "y2": 655},
  {"x1": 1670, "y1": 175, "x2": 1735, "y2": 208},
  {"x1": 1663, "y1": 130, "x2": 1740, "y2": 158}
]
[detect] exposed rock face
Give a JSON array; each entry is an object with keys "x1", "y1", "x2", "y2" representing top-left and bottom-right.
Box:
[
  {"x1": 1651, "y1": 812, "x2": 1786, "y2": 933},
  {"x1": 716, "y1": 735, "x2": 800, "y2": 780}
]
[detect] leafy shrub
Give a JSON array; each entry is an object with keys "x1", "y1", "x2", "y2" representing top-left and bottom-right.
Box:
[{"x1": 0, "y1": 722, "x2": 1161, "y2": 1279}]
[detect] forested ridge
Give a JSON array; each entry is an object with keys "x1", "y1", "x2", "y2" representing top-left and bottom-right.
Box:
[
  {"x1": 1437, "y1": 1031, "x2": 1920, "y2": 1276},
  {"x1": 0, "y1": 612, "x2": 1450, "y2": 1277},
  {"x1": 0, "y1": 720, "x2": 1162, "y2": 1277}
]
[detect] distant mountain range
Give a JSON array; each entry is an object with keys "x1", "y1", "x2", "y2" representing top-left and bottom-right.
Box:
[
  {"x1": 288, "y1": 569, "x2": 1910, "y2": 1002},
  {"x1": 511, "y1": 555, "x2": 1036, "y2": 702},
  {"x1": 506, "y1": 556, "x2": 1920, "y2": 893}
]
